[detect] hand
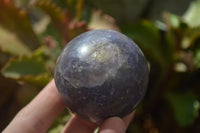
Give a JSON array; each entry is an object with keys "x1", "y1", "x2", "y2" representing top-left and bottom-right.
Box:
[{"x1": 3, "y1": 79, "x2": 135, "y2": 133}]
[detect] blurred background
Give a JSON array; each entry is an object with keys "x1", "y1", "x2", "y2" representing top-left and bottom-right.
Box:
[{"x1": 0, "y1": 0, "x2": 200, "y2": 132}]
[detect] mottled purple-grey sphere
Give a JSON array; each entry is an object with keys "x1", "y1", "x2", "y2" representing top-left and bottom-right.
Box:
[{"x1": 54, "y1": 29, "x2": 149, "y2": 123}]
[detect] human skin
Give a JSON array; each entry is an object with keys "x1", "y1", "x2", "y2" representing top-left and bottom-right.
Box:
[{"x1": 3, "y1": 79, "x2": 135, "y2": 133}]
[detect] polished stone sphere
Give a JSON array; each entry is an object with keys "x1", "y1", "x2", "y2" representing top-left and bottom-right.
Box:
[{"x1": 54, "y1": 29, "x2": 149, "y2": 123}]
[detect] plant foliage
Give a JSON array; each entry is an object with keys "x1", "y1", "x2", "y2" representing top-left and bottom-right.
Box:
[{"x1": 0, "y1": 0, "x2": 199, "y2": 132}]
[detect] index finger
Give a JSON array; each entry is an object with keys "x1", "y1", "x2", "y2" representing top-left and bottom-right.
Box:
[
  {"x1": 3, "y1": 79, "x2": 65, "y2": 133},
  {"x1": 98, "y1": 111, "x2": 135, "y2": 133}
]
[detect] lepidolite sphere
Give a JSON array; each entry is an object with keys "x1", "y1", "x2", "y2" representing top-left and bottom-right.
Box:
[{"x1": 54, "y1": 29, "x2": 149, "y2": 123}]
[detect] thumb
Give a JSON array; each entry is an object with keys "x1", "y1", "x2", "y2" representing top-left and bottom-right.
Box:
[{"x1": 98, "y1": 111, "x2": 135, "y2": 133}]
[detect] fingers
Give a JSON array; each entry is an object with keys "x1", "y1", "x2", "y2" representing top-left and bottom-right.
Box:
[
  {"x1": 61, "y1": 115, "x2": 98, "y2": 133},
  {"x1": 98, "y1": 117, "x2": 126, "y2": 133},
  {"x1": 3, "y1": 79, "x2": 65, "y2": 133},
  {"x1": 62, "y1": 111, "x2": 135, "y2": 133},
  {"x1": 122, "y1": 111, "x2": 135, "y2": 128},
  {"x1": 3, "y1": 77, "x2": 135, "y2": 133},
  {"x1": 98, "y1": 111, "x2": 135, "y2": 133}
]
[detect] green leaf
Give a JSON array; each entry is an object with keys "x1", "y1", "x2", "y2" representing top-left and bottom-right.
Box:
[
  {"x1": 182, "y1": 26, "x2": 200, "y2": 49},
  {"x1": 33, "y1": 0, "x2": 88, "y2": 44},
  {"x1": 2, "y1": 55, "x2": 47, "y2": 78},
  {"x1": 51, "y1": 0, "x2": 68, "y2": 9},
  {"x1": 120, "y1": 21, "x2": 169, "y2": 68},
  {"x1": 0, "y1": 0, "x2": 41, "y2": 50},
  {"x1": 33, "y1": 0, "x2": 69, "y2": 43},
  {"x1": 0, "y1": 26, "x2": 31, "y2": 55},
  {"x1": 166, "y1": 92, "x2": 199, "y2": 127},
  {"x1": 85, "y1": 0, "x2": 148, "y2": 24},
  {"x1": 19, "y1": 74, "x2": 51, "y2": 87},
  {"x1": 42, "y1": 22, "x2": 63, "y2": 47},
  {"x1": 194, "y1": 48, "x2": 200, "y2": 68},
  {"x1": 48, "y1": 111, "x2": 71, "y2": 133},
  {"x1": 167, "y1": 14, "x2": 181, "y2": 28},
  {"x1": 1, "y1": 53, "x2": 51, "y2": 86},
  {"x1": 183, "y1": 0, "x2": 200, "y2": 27},
  {"x1": 66, "y1": 0, "x2": 84, "y2": 21},
  {"x1": 164, "y1": 13, "x2": 187, "y2": 29},
  {"x1": 48, "y1": 125, "x2": 65, "y2": 133},
  {"x1": 33, "y1": 0, "x2": 65, "y2": 25}
]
